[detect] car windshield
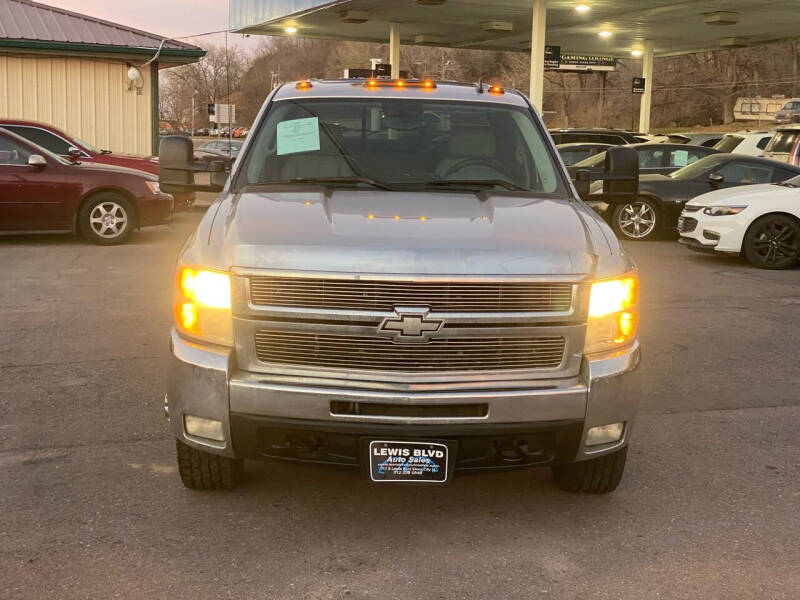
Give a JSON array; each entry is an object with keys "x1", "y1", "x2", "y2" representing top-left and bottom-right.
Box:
[
  {"x1": 713, "y1": 135, "x2": 744, "y2": 153},
  {"x1": 236, "y1": 97, "x2": 565, "y2": 194},
  {"x1": 783, "y1": 102, "x2": 800, "y2": 110},
  {"x1": 669, "y1": 155, "x2": 724, "y2": 180}
]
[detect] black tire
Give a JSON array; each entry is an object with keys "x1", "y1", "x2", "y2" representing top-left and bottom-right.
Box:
[
  {"x1": 176, "y1": 439, "x2": 243, "y2": 490},
  {"x1": 78, "y1": 193, "x2": 136, "y2": 246},
  {"x1": 742, "y1": 214, "x2": 800, "y2": 270},
  {"x1": 611, "y1": 198, "x2": 660, "y2": 241},
  {"x1": 552, "y1": 446, "x2": 628, "y2": 494}
]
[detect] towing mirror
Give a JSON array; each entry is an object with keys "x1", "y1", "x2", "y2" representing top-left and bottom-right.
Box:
[
  {"x1": 574, "y1": 145, "x2": 639, "y2": 202},
  {"x1": 574, "y1": 169, "x2": 592, "y2": 197},
  {"x1": 158, "y1": 136, "x2": 226, "y2": 194}
]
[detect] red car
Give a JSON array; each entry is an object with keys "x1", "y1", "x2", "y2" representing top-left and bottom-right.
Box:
[
  {"x1": 0, "y1": 119, "x2": 195, "y2": 210},
  {"x1": 0, "y1": 127, "x2": 173, "y2": 245}
]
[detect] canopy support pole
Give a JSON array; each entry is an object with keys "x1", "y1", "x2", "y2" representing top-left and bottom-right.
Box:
[
  {"x1": 390, "y1": 24, "x2": 401, "y2": 79},
  {"x1": 639, "y1": 39, "x2": 654, "y2": 133},
  {"x1": 529, "y1": 0, "x2": 547, "y2": 110}
]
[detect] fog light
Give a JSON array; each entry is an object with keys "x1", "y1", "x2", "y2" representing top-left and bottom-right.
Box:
[
  {"x1": 184, "y1": 415, "x2": 225, "y2": 442},
  {"x1": 586, "y1": 423, "x2": 624, "y2": 446}
]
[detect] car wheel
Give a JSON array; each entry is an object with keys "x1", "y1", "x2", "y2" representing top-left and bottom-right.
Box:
[
  {"x1": 552, "y1": 446, "x2": 627, "y2": 494},
  {"x1": 742, "y1": 214, "x2": 800, "y2": 270},
  {"x1": 78, "y1": 193, "x2": 136, "y2": 245},
  {"x1": 612, "y1": 198, "x2": 659, "y2": 241},
  {"x1": 176, "y1": 440, "x2": 244, "y2": 490}
]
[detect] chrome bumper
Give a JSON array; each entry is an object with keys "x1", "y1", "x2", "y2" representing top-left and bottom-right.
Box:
[{"x1": 167, "y1": 329, "x2": 641, "y2": 462}]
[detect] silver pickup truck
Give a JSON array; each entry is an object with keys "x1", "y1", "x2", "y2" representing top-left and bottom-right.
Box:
[{"x1": 159, "y1": 79, "x2": 641, "y2": 493}]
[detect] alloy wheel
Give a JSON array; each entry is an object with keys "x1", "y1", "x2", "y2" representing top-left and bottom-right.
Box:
[
  {"x1": 749, "y1": 218, "x2": 800, "y2": 267},
  {"x1": 618, "y1": 202, "x2": 656, "y2": 239},
  {"x1": 89, "y1": 202, "x2": 128, "y2": 239}
]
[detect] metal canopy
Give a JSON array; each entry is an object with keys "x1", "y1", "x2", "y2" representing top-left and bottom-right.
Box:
[{"x1": 231, "y1": 0, "x2": 800, "y2": 58}]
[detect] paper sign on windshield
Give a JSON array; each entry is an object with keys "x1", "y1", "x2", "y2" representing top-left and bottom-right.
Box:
[
  {"x1": 673, "y1": 150, "x2": 689, "y2": 167},
  {"x1": 277, "y1": 117, "x2": 320, "y2": 155}
]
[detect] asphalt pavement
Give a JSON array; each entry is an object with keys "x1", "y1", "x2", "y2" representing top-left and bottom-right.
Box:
[{"x1": 1, "y1": 208, "x2": 798, "y2": 599}]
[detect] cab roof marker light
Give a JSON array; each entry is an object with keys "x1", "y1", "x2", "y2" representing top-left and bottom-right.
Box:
[
  {"x1": 489, "y1": 84, "x2": 505, "y2": 95},
  {"x1": 361, "y1": 79, "x2": 437, "y2": 90},
  {"x1": 296, "y1": 80, "x2": 313, "y2": 90}
]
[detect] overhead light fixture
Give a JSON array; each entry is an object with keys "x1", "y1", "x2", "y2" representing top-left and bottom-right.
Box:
[
  {"x1": 598, "y1": 30, "x2": 612, "y2": 38},
  {"x1": 630, "y1": 49, "x2": 642, "y2": 57},
  {"x1": 704, "y1": 11, "x2": 739, "y2": 26},
  {"x1": 284, "y1": 26, "x2": 298, "y2": 34},
  {"x1": 339, "y1": 10, "x2": 369, "y2": 23},
  {"x1": 415, "y1": 34, "x2": 443, "y2": 44},
  {"x1": 575, "y1": 4, "x2": 591, "y2": 13}
]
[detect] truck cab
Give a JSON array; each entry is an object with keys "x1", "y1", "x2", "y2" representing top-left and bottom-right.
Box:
[{"x1": 160, "y1": 79, "x2": 641, "y2": 493}]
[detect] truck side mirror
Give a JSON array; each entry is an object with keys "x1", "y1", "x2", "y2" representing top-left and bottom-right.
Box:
[
  {"x1": 602, "y1": 146, "x2": 639, "y2": 197},
  {"x1": 574, "y1": 169, "x2": 592, "y2": 197},
  {"x1": 158, "y1": 136, "x2": 226, "y2": 194}
]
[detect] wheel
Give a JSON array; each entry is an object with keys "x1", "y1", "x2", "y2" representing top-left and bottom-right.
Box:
[
  {"x1": 611, "y1": 198, "x2": 659, "y2": 241},
  {"x1": 742, "y1": 214, "x2": 800, "y2": 270},
  {"x1": 175, "y1": 439, "x2": 244, "y2": 490},
  {"x1": 552, "y1": 446, "x2": 628, "y2": 494},
  {"x1": 78, "y1": 193, "x2": 136, "y2": 245}
]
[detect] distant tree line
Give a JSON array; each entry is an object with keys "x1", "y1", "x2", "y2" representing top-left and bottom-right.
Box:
[{"x1": 160, "y1": 37, "x2": 800, "y2": 132}]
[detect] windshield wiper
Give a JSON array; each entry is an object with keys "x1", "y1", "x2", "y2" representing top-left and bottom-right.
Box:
[
  {"x1": 424, "y1": 179, "x2": 528, "y2": 192},
  {"x1": 256, "y1": 176, "x2": 394, "y2": 191}
]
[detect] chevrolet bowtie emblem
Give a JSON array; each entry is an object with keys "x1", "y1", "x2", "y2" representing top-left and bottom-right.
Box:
[{"x1": 378, "y1": 307, "x2": 443, "y2": 343}]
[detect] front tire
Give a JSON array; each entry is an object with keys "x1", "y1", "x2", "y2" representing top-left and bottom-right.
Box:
[
  {"x1": 612, "y1": 198, "x2": 659, "y2": 241},
  {"x1": 176, "y1": 440, "x2": 243, "y2": 490},
  {"x1": 552, "y1": 446, "x2": 628, "y2": 494},
  {"x1": 78, "y1": 193, "x2": 136, "y2": 245},
  {"x1": 742, "y1": 214, "x2": 800, "y2": 269}
]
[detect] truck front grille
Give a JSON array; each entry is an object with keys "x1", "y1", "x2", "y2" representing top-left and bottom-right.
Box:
[
  {"x1": 254, "y1": 331, "x2": 566, "y2": 372},
  {"x1": 249, "y1": 277, "x2": 573, "y2": 313}
]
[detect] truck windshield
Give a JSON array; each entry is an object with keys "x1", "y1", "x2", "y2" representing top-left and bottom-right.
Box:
[{"x1": 237, "y1": 97, "x2": 565, "y2": 194}]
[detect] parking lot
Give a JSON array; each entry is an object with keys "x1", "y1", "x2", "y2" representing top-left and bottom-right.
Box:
[{"x1": 1, "y1": 209, "x2": 798, "y2": 599}]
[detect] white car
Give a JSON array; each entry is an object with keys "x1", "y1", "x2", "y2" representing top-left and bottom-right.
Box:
[
  {"x1": 713, "y1": 131, "x2": 774, "y2": 156},
  {"x1": 678, "y1": 174, "x2": 800, "y2": 269}
]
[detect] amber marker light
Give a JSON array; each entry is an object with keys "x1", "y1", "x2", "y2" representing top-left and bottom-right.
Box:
[
  {"x1": 489, "y1": 84, "x2": 505, "y2": 95},
  {"x1": 422, "y1": 79, "x2": 436, "y2": 90},
  {"x1": 296, "y1": 80, "x2": 313, "y2": 91}
]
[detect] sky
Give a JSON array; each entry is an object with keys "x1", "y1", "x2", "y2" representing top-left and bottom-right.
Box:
[{"x1": 39, "y1": 0, "x2": 261, "y2": 51}]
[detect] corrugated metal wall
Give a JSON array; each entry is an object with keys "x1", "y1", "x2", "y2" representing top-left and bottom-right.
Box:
[{"x1": 0, "y1": 55, "x2": 153, "y2": 155}]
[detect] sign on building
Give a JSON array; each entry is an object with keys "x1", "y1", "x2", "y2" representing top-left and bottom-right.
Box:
[
  {"x1": 558, "y1": 53, "x2": 617, "y2": 72},
  {"x1": 632, "y1": 77, "x2": 646, "y2": 94},
  {"x1": 544, "y1": 45, "x2": 561, "y2": 70}
]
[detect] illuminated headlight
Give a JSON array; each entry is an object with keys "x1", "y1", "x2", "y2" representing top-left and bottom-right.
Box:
[
  {"x1": 586, "y1": 423, "x2": 624, "y2": 446},
  {"x1": 702, "y1": 206, "x2": 746, "y2": 216},
  {"x1": 184, "y1": 414, "x2": 225, "y2": 442},
  {"x1": 585, "y1": 274, "x2": 639, "y2": 354},
  {"x1": 145, "y1": 181, "x2": 161, "y2": 194},
  {"x1": 174, "y1": 266, "x2": 233, "y2": 346}
]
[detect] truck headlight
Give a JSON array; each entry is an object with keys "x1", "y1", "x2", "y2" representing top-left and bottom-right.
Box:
[
  {"x1": 174, "y1": 266, "x2": 233, "y2": 346},
  {"x1": 585, "y1": 274, "x2": 639, "y2": 354}
]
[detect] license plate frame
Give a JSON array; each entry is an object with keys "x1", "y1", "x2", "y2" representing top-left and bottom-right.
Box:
[{"x1": 366, "y1": 440, "x2": 452, "y2": 484}]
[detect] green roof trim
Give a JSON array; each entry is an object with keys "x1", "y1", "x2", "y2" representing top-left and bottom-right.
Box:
[{"x1": 0, "y1": 38, "x2": 205, "y2": 60}]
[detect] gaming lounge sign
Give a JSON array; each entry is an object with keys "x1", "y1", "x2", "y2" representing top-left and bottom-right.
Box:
[{"x1": 545, "y1": 46, "x2": 617, "y2": 72}]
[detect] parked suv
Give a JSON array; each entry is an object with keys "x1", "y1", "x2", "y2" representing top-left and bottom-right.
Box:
[
  {"x1": 549, "y1": 128, "x2": 645, "y2": 145},
  {"x1": 0, "y1": 119, "x2": 195, "y2": 210},
  {"x1": 773, "y1": 99, "x2": 800, "y2": 124},
  {"x1": 159, "y1": 79, "x2": 642, "y2": 493},
  {"x1": 762, "y1": 125, "x2": 800, "y2": 165}
]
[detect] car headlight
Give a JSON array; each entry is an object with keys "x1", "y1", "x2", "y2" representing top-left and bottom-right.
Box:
[
  {"x1": 702, "y1": 206, "x2": 746, "y2": 216},
  {"x1": 145, "y1": 181, "x2": 161, "y2": 195},
  {"x1": 585, "y1": 274, "x2": 639, "y2": 355},
  {"x1": 174, "y1": 266, "x2": 233, "y2": 346}
]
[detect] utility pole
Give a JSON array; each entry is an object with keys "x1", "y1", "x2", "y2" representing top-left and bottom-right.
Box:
[{"x1": 191, "y1": 95, "x2": 195, "y2": 138}]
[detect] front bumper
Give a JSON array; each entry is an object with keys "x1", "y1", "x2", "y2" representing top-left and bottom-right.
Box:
[
  {"x1": 678, "y1": 210, "x2": 746, "y2": 254},
  {"x1": 137, "y1": 195, "x2": 174, "y2": 227},
  {"x1": 166, "y1": 330, "x2": 641, "y2": 469}
]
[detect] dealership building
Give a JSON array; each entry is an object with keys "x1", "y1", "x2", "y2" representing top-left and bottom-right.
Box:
[{"x1": 0, "y1": 0, "x2": 204, "y2": 155}]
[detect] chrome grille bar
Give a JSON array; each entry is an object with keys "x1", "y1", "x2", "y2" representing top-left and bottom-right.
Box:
[
  {"x1": 255, "y1": 331, "x2": 566, "y2": 372},
  {"x1": 249, "y1": 277, "x2": 574, "y2": 313}
]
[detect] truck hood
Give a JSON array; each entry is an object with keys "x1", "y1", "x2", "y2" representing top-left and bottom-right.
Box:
[{"x1": 212, "y1": 189, "x2": 601, "y2": 277}]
